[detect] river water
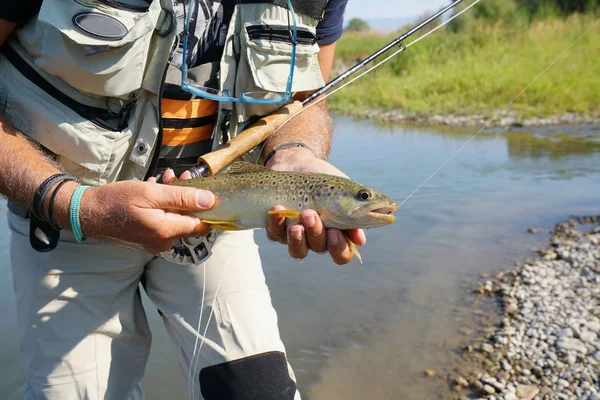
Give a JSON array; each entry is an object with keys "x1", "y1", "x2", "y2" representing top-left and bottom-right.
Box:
[{"x1": 1, "y1": 117, "x2": 599, "y2": 399}]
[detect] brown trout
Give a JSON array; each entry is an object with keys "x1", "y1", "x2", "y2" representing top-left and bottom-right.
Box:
[{"x1": 170, "y1": 161, "x2": 398, "y2": 262}]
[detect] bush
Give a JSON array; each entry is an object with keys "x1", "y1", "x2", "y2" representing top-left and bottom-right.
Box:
[{"x1": 345, "y1": 18, "x2": 370, "y2": 32}]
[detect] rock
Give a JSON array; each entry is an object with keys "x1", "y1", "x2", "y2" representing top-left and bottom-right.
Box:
[
  {"x1": 481, "y1": 343, "x2": 494, "y2": 354},
  {"x1": 502, "y1": 360, "x2": 513, "y2": 372},
  {"x1": 482, "y1": 384, "x2": 495, "y2": 394},
  {"x1": 516, "y1": 384, "x2": 540, "y2": 400},
  {"x1": 565, "y1": 353, "x2": 577, "y2": 365},
  {"x1": 586, "y1": 322, "x2": 600, "y2": 333},
  {"x1": 557, "y1": 327, "x2": 574, "y2": 338},
  {"x1": 454, "y1": 376, "x2": 469, "y2": 387},
  {"x1": 557, "y1": 337, "x2": 588, "y2": 354},
  {"x1": 506, "y1": 304, "x2": 519, "y2": 315},
  {"x1": 528, "y1": 228, "x2": 537, "y2": 234},
  {"x1": 423, "y1": 369, "x2": 437, "y2": 377},
  {"x1": 580, "y1": 330, "x2": 598, "y2": 344},
  {"x1": 505, "y1": 393, "x2": 517, "y2": 400}
]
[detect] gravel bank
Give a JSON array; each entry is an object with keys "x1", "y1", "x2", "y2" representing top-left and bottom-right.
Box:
[
  {"x1": 453, "y1": 216, "x2": 600, "y2": 400},
  {"x1": 347, "y1": 109, "x2": 600, "y2": 128}
]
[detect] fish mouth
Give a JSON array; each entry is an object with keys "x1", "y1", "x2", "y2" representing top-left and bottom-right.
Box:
[{"x1": 366, "y1": 203, "x2": 398, "y2": 223}]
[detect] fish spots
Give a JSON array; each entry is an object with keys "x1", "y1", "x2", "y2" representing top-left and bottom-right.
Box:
[
  {"x1": 251, "y1": 182, "x2": 257, "y2": 188},
  {"x1": 241, "y1": 190, "x2": 247, "y2": 196},
  {"x1": 229, "y1": 186, "x2": 236, "y2": 192},
  {"x1": 304, "y1": 196, "x2": 309, "y2": 203}
]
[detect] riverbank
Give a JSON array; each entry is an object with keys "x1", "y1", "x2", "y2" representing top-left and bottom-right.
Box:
[
  {"x1": 329, "y1": 13, "x2": 600, "y2": 127},
  {"x1": 338, "y1": 109, "x2": 600, "y2": 128},
  {"x1": 452, "y1": 216, "x2": 600, "y2": 399}
]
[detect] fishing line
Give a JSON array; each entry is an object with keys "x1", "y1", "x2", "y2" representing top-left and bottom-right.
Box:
[
  {"x1": 269, "y1": 0, "x2": 484, "y2": 139},
  {"x1": 189, "y1": 256, "x2": 230, "y2": 400},
  {"x1": 398, "y1": 18, "x2": 599, "y2": 207},
  {"x1": 188, "y1": 262, "x2": 206, "y2": 399}
]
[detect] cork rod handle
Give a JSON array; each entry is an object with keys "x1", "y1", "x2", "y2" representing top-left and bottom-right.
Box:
[{"x1": 198, "y1": 100, "x2": 303, "y2": 175}]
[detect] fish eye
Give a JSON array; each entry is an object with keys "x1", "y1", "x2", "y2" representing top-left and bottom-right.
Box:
[{"x1": 357, "y1": 189, "x2": 372, "y2": 201}]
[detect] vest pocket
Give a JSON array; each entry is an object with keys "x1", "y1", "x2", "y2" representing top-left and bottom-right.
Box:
[
  {"x1": 241, "y1": 21, "x2": 325, "y2": 94},
  {"x1": 22, "y1": 0, "x2": 161, "y2": 98},
  {"x1": 0, "y1": 49, "x2": 136, "y2": 186}
]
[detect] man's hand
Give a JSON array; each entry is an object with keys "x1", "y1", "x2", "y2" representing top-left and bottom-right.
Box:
[
  {"x1": 265, "y1": 147, "x2": 367, "y2": 265},
  {"x1": 52, "y1": 179, "x2": 215, "y2": 254}
]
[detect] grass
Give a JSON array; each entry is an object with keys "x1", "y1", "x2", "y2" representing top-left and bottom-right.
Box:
[{"x1": 327, "y1": 13, "x2": 600, "y2": 121}]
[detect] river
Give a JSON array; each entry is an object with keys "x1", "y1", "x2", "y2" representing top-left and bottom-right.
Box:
[{"x1": 1, "y1": 117, "x2": 599, "y2": 399}]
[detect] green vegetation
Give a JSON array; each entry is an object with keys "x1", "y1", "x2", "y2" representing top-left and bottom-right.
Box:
[
  {"x1": 328, "y1": 1, "x2": 599, "y2": 122},
  {"x1": 345, "y1": 18, "x2": 370, "y2": 32}
]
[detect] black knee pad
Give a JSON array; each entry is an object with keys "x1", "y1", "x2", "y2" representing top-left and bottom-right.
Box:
[{"x1": 199, "y1": 351, "x2": 297, "y2": 400}]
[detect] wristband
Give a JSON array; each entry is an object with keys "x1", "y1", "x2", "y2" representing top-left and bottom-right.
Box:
[
  {"x1": 48, "y1": 178, "x2": 78, "y2": 230},
  {"x1": 263, "y1": 141, "x2": 316, "y2": 166},
  {"x1": 32, "y1": 173, "x2": 73, "y2": 221},
  {"x1": 69, "y1": 185, "x2": 91, "y2": 243}
]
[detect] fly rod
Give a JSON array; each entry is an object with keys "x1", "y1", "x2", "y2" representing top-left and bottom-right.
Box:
[{"x1": 187, "y1": 0, "x2": 465, "y2": 179}]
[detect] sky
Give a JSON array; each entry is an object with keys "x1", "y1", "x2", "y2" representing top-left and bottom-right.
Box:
[{"x1": 344, "y1": 0, "x2": 451, "y2": 20}]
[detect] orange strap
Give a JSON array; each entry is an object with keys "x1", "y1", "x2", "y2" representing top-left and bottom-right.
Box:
[
  {"x1": 161, "y1": 98, "x2": 217, "y2": 146},
  {"x1": 162, "y1": 126, "x2": 214, "y2": 146}
]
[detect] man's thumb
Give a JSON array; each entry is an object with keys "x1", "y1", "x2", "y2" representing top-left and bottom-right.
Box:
[{"x1": 153, "y1": 185, "x2": 215, "y2": 210}]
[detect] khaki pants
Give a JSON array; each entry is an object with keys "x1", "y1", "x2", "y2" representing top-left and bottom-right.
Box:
[{"x1": 8, "y1": 209, "x2": 300, "y2": 400}]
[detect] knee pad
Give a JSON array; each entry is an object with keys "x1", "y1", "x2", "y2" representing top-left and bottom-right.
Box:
[{"x1": 199, "y1": 351, "x2": 297, "y2": 399}]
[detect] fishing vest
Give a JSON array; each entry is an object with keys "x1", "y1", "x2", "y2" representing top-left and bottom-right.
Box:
[{"x1": 0, "y1": 0, "x2": 328, "y2": 186}]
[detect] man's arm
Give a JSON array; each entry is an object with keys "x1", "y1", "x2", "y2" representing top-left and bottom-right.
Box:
[
  {"x1": 0, "y1": 19, "x2": 216, "y2": 254},
  {"x1": 262, "y1": 42, "x2": 367, "y2": 265},
  {"x1": 262, "y1": 42, "x2": 337, "y2": 161}
]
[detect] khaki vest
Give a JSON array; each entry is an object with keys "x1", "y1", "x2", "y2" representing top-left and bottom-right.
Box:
[{"x1": 0, "y1": 0, "x2": 327, "y2": 186}]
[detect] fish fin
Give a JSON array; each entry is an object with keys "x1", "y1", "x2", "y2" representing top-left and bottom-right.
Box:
[
  {"x1": 201, "y1": 219, "x2": 243, "y2": 231},
  {"x1": 343, "y1": 233, "x2": 363, "y2": 264},
  {"x1": 268, "y1": 209, "x2": 301, "y2": 219},
  {"x1": 226, "y1": 161, "x2": 270, "y2": 175}
]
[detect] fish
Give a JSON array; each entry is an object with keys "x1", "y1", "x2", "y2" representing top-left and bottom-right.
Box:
[{"x1": 169, "y1": 161, "x2": 398, "y2": 262}]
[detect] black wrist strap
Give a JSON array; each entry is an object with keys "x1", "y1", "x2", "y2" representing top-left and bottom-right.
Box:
[
  {"x1": 263, "y1": 141, "x2": 316, "y2": 166},
  {"x1": 48, "y1": 177, "x2": 78, "y2": 230},
  {"x1": 32, "y1": 173, "x2": 72, "y2": 221},
  {"x1": 30, "y1": 173, "x2": 78, "y2": 253}
]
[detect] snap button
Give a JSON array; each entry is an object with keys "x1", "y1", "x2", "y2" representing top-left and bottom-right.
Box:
[{"x1": 137, "y1": 142, "x2": 148, "y2": 155}]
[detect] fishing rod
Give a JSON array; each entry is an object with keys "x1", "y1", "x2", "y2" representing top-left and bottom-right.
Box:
[{"x1": 186, "y1": 0, "x2": 465, "y2": 179}]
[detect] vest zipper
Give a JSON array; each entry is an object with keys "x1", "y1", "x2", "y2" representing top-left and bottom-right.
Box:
[
  {"x1": 246, "y1": 25, "x2": 320, "y2": 45},
  {"x1": 2, "y1": 44, "x2": 125, "y2": 132},
  {"x1": 95, "y1": 0, "x2": 151, "y2": 13},
  {"x1": 143, "y1": 59, "x2": 170, "y2": 180}
]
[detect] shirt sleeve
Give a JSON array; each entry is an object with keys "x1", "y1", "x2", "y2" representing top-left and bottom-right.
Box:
[
  {"x1": 0, "y1": 0, "x2": 42, "y2": 24},
  {"x1": 316, "y1": 0, "x2": 348, "y2": 45}
]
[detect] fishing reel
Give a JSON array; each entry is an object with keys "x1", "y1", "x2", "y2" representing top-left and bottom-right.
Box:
[{"x1": 158, "y1": 234, "x2": 216, "y2": 266}]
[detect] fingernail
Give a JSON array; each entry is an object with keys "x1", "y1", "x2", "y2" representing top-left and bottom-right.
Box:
[
  {"x1": 327, "y1": 230, "x2": 339, "y2": 246},
  {"x1": 290, "y1": 226, "x2": 303, "y2": 242},
  {"x1": 303, "y1": 213, "x2": 316, "y2": 227},
  {"x1": 196, "y1": 191, "x2": 215, "y2": 208}
]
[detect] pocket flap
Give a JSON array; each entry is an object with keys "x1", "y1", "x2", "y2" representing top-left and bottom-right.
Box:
[
  {"x1": 243, "y1": 22, "x2": 324, "y2": 93},
  {"x1": 38, "y1": 0, "x2": 157, "y2": 48}
]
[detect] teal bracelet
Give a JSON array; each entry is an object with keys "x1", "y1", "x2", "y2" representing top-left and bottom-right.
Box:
[{"x1": 69, "y1": 185, "x2": 91, "y2": 243}]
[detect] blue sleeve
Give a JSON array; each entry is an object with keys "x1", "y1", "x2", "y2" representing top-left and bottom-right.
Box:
[{"x1": 316, "y1": 0, "x2": 348, "y2": 45}]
